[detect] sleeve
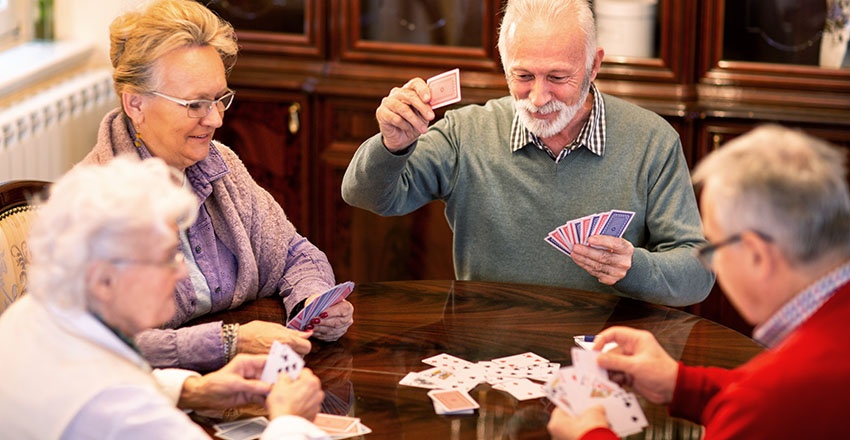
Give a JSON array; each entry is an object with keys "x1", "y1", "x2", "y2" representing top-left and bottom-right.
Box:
[
  {"x1": 580, "y1": 427, "x2": 621, "y2": 440},
  {"x1": 216, "y1": 145, "x2": 337, "y2": 321},
  {"x1": 278, "y1": 233, "x2": 337, "y2": 319},
  {"x1": 341, "y1": 126, "x2": 457, "y2": 217},
  {"x1": 135, "y1": 321, "x2": 225, "y2": 372},
  {"x1": 668, "y1": 363, "x2": 732, "y2": 423},
  {"x1": 62, "y1": 386, "x2": 211, "y2": 440},
  {"x1": 151, "y1": 368, "x2": 202, "y2": 404},
  {"x1": 613, "y1": 136, "x2": 715, "y2": 306},
  {"x1": 261, "y1": 416, "x2": 331, "y2": 440}
]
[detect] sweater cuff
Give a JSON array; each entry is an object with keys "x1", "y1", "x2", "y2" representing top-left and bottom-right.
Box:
[
  {"x1": 151, "y1": 368, "x2": 201, "y2": 404},
  {"x1": 261, "y1": 415, "x2": 330, "y2": 440}
]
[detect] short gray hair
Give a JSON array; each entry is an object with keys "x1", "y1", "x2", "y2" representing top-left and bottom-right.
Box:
[
  {"x1": 27, "y1": 156, "x2": 198, "y2": 310},
  {"x1": 497, "y1": 0, "x2": 597, "y2": 74},
  {"x1": 692, "y1": 124, "x2": 850, "y2": 265}
]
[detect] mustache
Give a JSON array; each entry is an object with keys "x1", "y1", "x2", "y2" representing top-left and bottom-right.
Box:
[{"x1": 515, "y1": 99, "x2": 567, "y2": 115}]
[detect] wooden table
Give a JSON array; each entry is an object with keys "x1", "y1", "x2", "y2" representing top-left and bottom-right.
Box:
[{"x1": 193, "y1": 280, "x2": 764, "y2": 439}]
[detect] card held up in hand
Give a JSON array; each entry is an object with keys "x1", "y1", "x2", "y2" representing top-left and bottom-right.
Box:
[
  {"x1": 260, "y1": 340, "x2": 304, "y2": 384},
  {"x1": 427, "y1": 68, "x2": 462, "y2": 109}
]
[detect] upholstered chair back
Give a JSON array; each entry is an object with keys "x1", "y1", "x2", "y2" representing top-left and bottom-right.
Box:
[{"x1": 0, "y1": 181, "x2": 49, "y2": 316}]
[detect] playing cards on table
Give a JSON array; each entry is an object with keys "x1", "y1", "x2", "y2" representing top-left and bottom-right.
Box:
[
  {"x1": 545, "y1": 209, "x2": 635, "y2": 258},
  {"x1": 286, "y1": 281, "x2": 354, "y2": 331},
  {"x1": 426, "y1": 68, "x2": 462, "y2": 109}
]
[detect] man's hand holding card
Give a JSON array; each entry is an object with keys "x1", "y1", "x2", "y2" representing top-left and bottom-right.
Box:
[{"x1": 543, "y1": 348, "x2": 648, "y2": 437}]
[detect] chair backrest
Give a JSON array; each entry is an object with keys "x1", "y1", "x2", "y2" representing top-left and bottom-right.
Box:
[{"x1": 0, "y1": 180, "x2": 50, "y2": 315}]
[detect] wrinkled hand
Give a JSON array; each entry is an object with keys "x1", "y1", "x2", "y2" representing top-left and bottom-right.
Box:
[
  {"x1": 594, "y1": 326, "x2": 679, "y2": 405},
  {"x1": 376, "y1": 78, "x2": 435, "y2": 151},
  {"x1": 307, "y1": 300, "x2": 354, "y2": 341},
  {"x1": 238, "y1": 320, "x2": 312, "y2": 356},
  {"x1": 178, "y1": 354, "x2": 271, "y2": 410},
  {"x1": 547, "y1": 406, "x2": 609, "y2": 440},
  {"x1": 570, "y1": 235, "x2": 634, "y2": 285},
  {"x1": 266, "y1": 368, "x2": 325, "y2": 421}
]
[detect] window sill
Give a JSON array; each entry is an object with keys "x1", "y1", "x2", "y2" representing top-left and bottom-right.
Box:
[{"x1": 0, "y1": 40, "x2": 94, "y2": 99}]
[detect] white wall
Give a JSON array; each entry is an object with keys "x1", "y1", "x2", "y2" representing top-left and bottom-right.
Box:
[{"x1": 54, "y1": 0, "x2": 146, "y2": 67}]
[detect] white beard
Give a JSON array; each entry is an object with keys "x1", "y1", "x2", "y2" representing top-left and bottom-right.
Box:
[{"x1": 514, "y1": 82, "x2": 591, "y2": 139}]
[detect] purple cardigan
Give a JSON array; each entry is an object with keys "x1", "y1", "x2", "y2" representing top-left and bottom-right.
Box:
[{"x1": 81, "y1": 108, "x2": 336, "y2": 371}]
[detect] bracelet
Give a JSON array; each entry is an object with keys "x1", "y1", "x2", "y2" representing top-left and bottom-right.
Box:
[{"x1": 222, "y1": 323, "x2": 239, "y2": 363}]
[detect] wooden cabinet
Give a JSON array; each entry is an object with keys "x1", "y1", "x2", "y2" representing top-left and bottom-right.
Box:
[{"x1": 203, "y1": 0, "x2": 850, "y2": 335}]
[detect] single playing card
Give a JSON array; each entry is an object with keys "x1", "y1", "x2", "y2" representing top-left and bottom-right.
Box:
[
  {"x1": 422, "y1": 353, "x2": 476, "y2": 371},
  {"x1": 492, "y1": 352, "x2": 549, "y2": 368},
  {"x1": 600, "y1": 391, "x2": 648, "y2": 437},
  {"x1": 399, "y1": 367, "x2": 461, "y2": 390},
  {"x1": 570, "y1": 347, "x2": 607, "y2": 382},
  {"x1": 427, "y1": 389, "x2": 480, "y2": 414},
  {"x1": 260, "y1": 340, "x2": 304, "y2": 384},
  {"x1": 214, "y1": 417, "x2": 268, "y2": 440},
  {"x1": 312, "y1": 413, "x2": 360, "y2": 434},
  {"x1": 214, "y1": 417, "x2": 269, "y2": 433},
  {"x1": 492, "y1": 378, "x2": 546, "y2": 400},
  {"x1": 286, "y1": 281, "x2": 354, "y2": 330},
  {"x1": 598, "y1": 210, "x2": 635, "y2": 238},
  {"x1": 426, "y1": 68, "x2": 461, "y2": 109}
]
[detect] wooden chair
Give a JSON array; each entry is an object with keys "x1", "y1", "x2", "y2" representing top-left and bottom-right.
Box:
[{"x1": 0, "y1": 180, "x2": 50, "y2": 315}]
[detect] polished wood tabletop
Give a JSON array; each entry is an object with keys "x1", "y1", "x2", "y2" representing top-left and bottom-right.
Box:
[{"x1": 193, "y1": 280, "x2": 764, "y2": 439}]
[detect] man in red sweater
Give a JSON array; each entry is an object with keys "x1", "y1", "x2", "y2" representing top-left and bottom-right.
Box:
[{"x1": 548, "y1": 124, "x2": 850, "y2": 439}]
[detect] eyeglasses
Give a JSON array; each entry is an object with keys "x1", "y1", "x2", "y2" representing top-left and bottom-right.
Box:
[
  {"x1": 151, "y1": 89, "x2": 235, "y2": 118},
  {"x1": 109, "y1": 251, "x2": 185, "y2": 272},
  {"x1": 694, "y1": 231, "x2": 773, "y2": 269}
]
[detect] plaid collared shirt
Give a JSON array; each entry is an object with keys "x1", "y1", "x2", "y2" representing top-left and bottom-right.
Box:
[
  {"x1": 509, "y1": 83, "x2": 606, "y2": 163},
  {"x1": 754, "y1": 259, "x2": 850, "y2": 347}
]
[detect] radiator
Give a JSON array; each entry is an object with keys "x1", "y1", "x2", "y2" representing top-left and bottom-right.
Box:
[{"x1": 0, "y1": 68, "x2": 117, "y2": 182}]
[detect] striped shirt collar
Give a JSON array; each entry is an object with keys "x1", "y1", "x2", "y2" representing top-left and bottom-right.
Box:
[
  {"x1": 509, "y1": 82, "x2": 606, "y2": 163},
  {"x1": 754, "y1": 259, "x2": 850, "y2": 347}
]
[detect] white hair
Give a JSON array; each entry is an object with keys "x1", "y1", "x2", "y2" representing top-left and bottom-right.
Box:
[
  {"x1": 27, "y1": 156, "x2": 198, "y2": 310},
  {"x1": 692, "y1": 124, "x2": 850, "y2": 265},
  {"x1": 497, "y1": 0, "x2": 597, "y2": 74}
]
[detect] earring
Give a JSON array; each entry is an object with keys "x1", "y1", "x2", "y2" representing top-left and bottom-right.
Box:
[{"x1": 133, "y1": 129, "x2": 144, "y2": 149}]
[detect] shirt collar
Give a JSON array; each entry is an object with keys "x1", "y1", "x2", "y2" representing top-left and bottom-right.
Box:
[
  {"x1": 509, "y1": 83, "x2": 606, "y2": 161},
  {"x1": 753, "y1": 259, "x2": 850, "y2": 347}
]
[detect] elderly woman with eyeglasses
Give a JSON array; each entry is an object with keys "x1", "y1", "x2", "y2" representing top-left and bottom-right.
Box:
[
  {"x1": 80, "y1": 0, "x2": 353, "y2": 372},
  {"x1": 0, "y1": 157, "x2": 329, "y2": 439}
]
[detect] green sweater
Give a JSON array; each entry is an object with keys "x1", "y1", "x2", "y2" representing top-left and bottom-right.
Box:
[{"x1": 342, "y1": 94, "x2": 713, "y2": 306}]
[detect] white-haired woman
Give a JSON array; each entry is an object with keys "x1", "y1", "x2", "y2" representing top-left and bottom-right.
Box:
[{"x1": 0, "y1": 157, "x2": 328, "y2": 439}]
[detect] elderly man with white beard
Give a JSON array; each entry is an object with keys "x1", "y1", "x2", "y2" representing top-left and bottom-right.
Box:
[{"x1": 341, "y1": 0, "x2": 712, "y2": 307}]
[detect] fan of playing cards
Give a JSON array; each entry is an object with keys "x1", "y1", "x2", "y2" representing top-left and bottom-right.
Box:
[
  {"x1": 254, "y1": 341, "x2": 370, "y2": 440},
  {"x1": 544, "y1": 348, "x2": 648, "y2": 437},
  {"x1": 286, "y1": 281, "x2": 354, "y2": 331},
  {"x1": 545, "y1": 210, "x2": 635, "y2": 258}
]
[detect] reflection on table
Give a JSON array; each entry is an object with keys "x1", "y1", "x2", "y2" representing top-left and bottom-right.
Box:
[{"x1": 191, "y1": 280, "x2": 764, "y2": 439}]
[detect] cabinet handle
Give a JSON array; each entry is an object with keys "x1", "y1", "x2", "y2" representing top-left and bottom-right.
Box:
[
  {"x1": 712, "y1": 134, "x2": 722, "y2": 151},
  {"x1": 288, "y1": 102, "x2": 301, "y2": 135}
]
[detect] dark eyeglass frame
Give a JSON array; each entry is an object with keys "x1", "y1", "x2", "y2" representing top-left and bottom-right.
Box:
[
  {"x1": 694, "y1": 230, "x2": 773, "y2": 269},
  {"x1": 151, "y1": 89, "x2": 235, "y2": 118}
]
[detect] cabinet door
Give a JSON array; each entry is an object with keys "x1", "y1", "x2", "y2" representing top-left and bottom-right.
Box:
[
  {"x1": 698, "y1": 0, "x2": 850, "y2": 115},
  {"x1": 214, "y1": 91, "x2": 312, "y2": 236},
  {"x1": 197, "y1": 0, "x2": 325, "y2": 57},
  {"x1": 332, "y1": 0, "x2": 504, "y2": 70}
]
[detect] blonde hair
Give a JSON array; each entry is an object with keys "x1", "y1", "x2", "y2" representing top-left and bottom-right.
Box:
[{"x1": 109, "y1": 0, "x2": 238, "y2": 97}]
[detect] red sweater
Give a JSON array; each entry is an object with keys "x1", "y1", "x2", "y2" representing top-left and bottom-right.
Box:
[{"x1": 582, "y1": 282, "x2": 850, "y2": 439}]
